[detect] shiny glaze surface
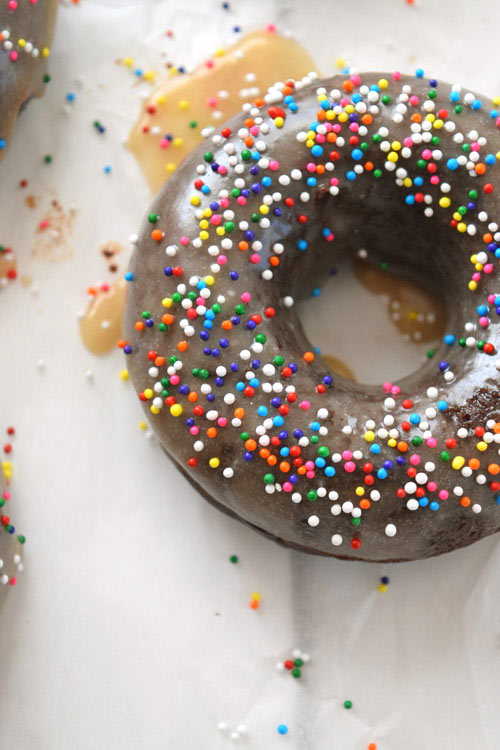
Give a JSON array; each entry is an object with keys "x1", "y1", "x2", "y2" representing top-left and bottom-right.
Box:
[{"x1": 125, "y1": 73, "x2": 500, "y2": 561}]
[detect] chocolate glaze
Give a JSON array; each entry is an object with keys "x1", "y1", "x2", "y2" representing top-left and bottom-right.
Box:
[
  {"x1": 0, "y1": 0, "x2": 57, "y2": 160},
  {"x1": 125, "y1": 73, "x2": 500, "y2": 562},
  {"x1": 0, "y1": 471, "x2": 22, "y2": 612}
]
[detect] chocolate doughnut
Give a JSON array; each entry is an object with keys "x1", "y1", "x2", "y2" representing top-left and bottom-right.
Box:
[
  {"x1": 123, "y1": 70, "x2": 500, "y2": 562},
  {"x1": 0, "y1": 0, "x2": 57, "y2": 160}
]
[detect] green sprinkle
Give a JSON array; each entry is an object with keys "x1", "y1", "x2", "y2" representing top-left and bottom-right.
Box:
[
  {"x1": 343, "y1": 700, "x2": 353, "y2": 710},
  {"x1": 229, "y1": 555, "x2": 238, "y2": 563}
]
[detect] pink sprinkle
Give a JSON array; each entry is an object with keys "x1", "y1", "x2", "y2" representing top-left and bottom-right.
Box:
[
  {"x1": 101, "y1": 283, "x2": 110, "y2": 292},
  {"x1": 8, "y1": 0, "x2": 17, "y2": 9},
  {"x1": 283, "y1": 482, "x2": 293, "y2": 492},
  {"x1": 342, "y1": 450, "x2": 352, "y2": 460},
  {"x1": 189, "y1": 426, "x2": 199, "y2": 435},
  {"x1": 249, "y1": 254, "x2": 260, "y2": 264},
  {"x1": 241, "y1": 292, "x2": 251, "y2": 303},
  {"x1": 439, "y1": 490, "x2": 449, "y2": 500},
  {"x1": 179, "y1": 236, "x2": 189, "y2": 246},
  {"x1": 330, "y1": 177, "x2": 339, "y2": 186},
  {"x1": 217, "y1": 166, "x2": 227, "y2": 176},
  {"x1": 3, "y1": 491, "x2": 10, "y2": 501},
  {"x1": 206, "y1": 97, "x2": 217, "y2": 108},
  {"x1": 382, "y1": 382, "x2": 392, "y2": 392},
  {"x1": 269, "y1": 160, "x2": 279, "y2": 171},
  {"x1": 427, "y1": 481, "x2": 437, "y2": 493},
  {"x1": 471, "y1": 142, "x2": 480, "y2": 152},
  {"x1": 430, "y1": 175, "x2": 440, "y2": 185},
  {"x1": 484, "y1": 264, "x2": 494, "y2": 274},
  {"x1": 422, "y1": 149, "x2": 432, "y2": 160},
  {"x1": 217, "y1": 417, "x2": 227, "y2": 427},
  {"x1": 217, "y1": 255, "x2": 227, "y2": 265},
  {"x1": 306, "y1": 470, "x2": 315, "y2": 479},
  {"x1": 210, "y1": 215, "x2": 222, "y2": 225},
  {"x1": 472, "y1": 272, "x2": 481, "y2": 282},
  {"x1": 350, "y1": 74, "x2": 361, "y2": 86},
  {"x1": 305, "y1": 461, "x2": 314, "y2": 470},
  {"x1": 299, "y1": 400, "x2": 310, "y2": 410},
  {"x1": 479, "y1": 316, "x2": 489, "y2": 327},
  {"x1": 488, "y1": 294, "x2": 496, "y2": 303},
  {"x1": 409, "y1": 95, "x2": 419, "y2": 106},
  {"x1": 404, "y1": 137, "x2": 414, "y2": 147},
  {"x1": 9, "y1": 51, "x2": 18, "y2": 61},
  {"x1": 220, "y1": 198, "x2": 229, "y2": 208},
  {"x1": 306, "y1": 162, "x2": 317, "y2": 173},
  {"x1": 170, "y1": 374, "x2": 180, "y2": 386},
  {"x1": 391, "y1": 385, "x2": 401, "y2": 395},
  {"x1": 426, "y1": 437, "x2": 437, "y2": 448},
  {"x1": 392, "y1": 71, "x2": 401, "y2": 80},
  {"x1": 266, "y1": 23, "x2": 277, "y2": 32},
  {"x1": 409, "y1": 454, "x2": 421, "y2": 466},
  {"x1": 344, "y1": 461, "x2": 356, "y2": 473},
  {"x1": 9, "y1": 578, "x2": 16, "y2": 586},
  {"x1": 249, "y1": 125, "x2": 259, "y2": 136},
  {"x1": 159, "y1": 138, "x2": 170, "y2": 149},
  {"x1": 237, "y1": 196, "x2": 247, "y2": 206},
  {"x1": 205, "y1": 59, "x2": 214, "y2": 69}
]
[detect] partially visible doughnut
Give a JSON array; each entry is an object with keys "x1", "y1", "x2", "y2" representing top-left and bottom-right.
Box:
[
  {"x1": 0, "y1": 468, "x2": 23, "y2": 612},
  {"x1": 124, "y1": 70, "x2": 500, "y2": 562},
  {"x1": 0, "y1": 0, "x2": 57, "y2": 160}
]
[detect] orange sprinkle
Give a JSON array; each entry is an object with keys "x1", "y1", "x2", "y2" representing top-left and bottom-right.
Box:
[
  {"x1": 397, "y1": 441, "x2": 408, "y2": 453},
  {"x1": 207, "y1": 427, "x2": 217, "y2": 438},
  {"x1": 162, "y1": 313, "x2": 174, "y2": 325},
  {"x1": 221, "y1": 320, "x2": 232, "y2": 330},
  {"x1": 245, "y1": 439, "x2": 257, "y2": 451},
  {"x1": 475, "y1": 162, "x2": 486, "y2": 175},
  {"x1": 364, "y1": 161, "x2": 374, "y2": 171},
  {"x1": 116, "y1": 339, "x2": 127, "y2": 349},
  {"x1": 303, "y1": 351, "x2": 315, "y2": 363},
  {"x1": 238, "y1": 241, "x2": 249, "y2": 251},
  {"x1": 244, "y1": 118, "x2": 255, "y2": 128},
  {"x1": 488, "y1": 463, "x2": 500, "y2": 475},
  {"x1": 468, "y1": 458, "x2": 480, "y2": 470},
  {"x1": 270, "y1": 256, "x2": 280, "y2": 267},
  {"x1": 244, "y1": 136, "x2": 254, "y2": 148},
  {"x1": 360, "y1": 499, "x2": 371, "y2": 510},
  {"x1": 259, "y1": 448, "x2": 270, "y2": 459},
  {"x1": 177, "y1": 340, "x2": 188, "y2": 352},
  {"x1": 151, "y1": 229, "x2": 164, "y2": 241},
  {"x1": 460, "y1": 496, "x2": 471, "y2": 507},
  {"x1": 494, "y1": 422, "x2": 500, "y2": 433},
  {"x1": 135, "y1": 321, "x2": 145, "y2": 331},
  {"x1": 234, "y1": 407, "x2": 245, "y2": 419},
  {"x1": 279, "y1": 461, "x2": 291, "y2": 473},
  {"x1": 411, "y1": 113, "x2": 422, "y2": 123},
  {"x1": 368, "y1": 744, "x2": 377, "y2": 750},
  {"x1": 342, "y1": 80, "x2": 353, "y2": 92},
  {"x1": 267, "y1": 455, "x2": 278, "y2": 466},
  {"x1": 154, "y1": 356, "x2": 165, "y2": 366},
  {"x1": 298, "y1": 465, "x2": 307, "y2": 475},
  {"x1": 326, "y1": 132, "x2": 337, "y2": 143},
  {"x1": 188, "y1": 391, "x2": 198, "y2": 402},
  {"x1": 361, "y1": 114, "x2": 373, "y2": 125},
  {"x1": 483, "y1": 233, "x2": 493, "y2": 244}
]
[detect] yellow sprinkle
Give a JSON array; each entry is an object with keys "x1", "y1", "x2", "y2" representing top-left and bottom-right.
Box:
[
  {"x1": 364, "y1": 430, "x2": 375, "y2": 442},
  {"x1": 139, "y1": 421, "x2": 148, "y2": 431},
  {"x1": 452, "y1": 212, "x2": 462, "y2": 221},
  {"x1": 388, "y1": 438, "x2": 397, "y2": 448},
  {"x1": 173, "y1": 137, "x2": 183, "y2": 148},
  {"x1": 259, "y1": 204, "x2": 269, "y2": 215},
  {"x1": 477, "y1": 441, "x2": 488, "y2": 452},
  {"x1": 335, "y1": 57, "x2": 346, "y2": 69},
  {"x1": 119, "y1": 369, "x2": 129, "y2": 381},
  {"x1": 216, "y1": 227, "x2": 225, "y2": 236},
  {"x1": 162, "y1": 297, "x2": 172, "y2": 308},
  {"x1": 203, "y1": 208, "x2": 213, "y2": 218},
  {"x1": 190, "y1": 195, "x2": 201, "y2": 206},
  {"x1": 274, "y1": 117, "x2": 284, "y2": 128},
  {"x1": 170, "y1": 404, "x2": 183, "y2": 417},
  {"x1": 378, "y1": 584, "x2": 388, "y2": 593},
  {"x1": 214, "y1": 48, "x2": 226, "y2": 57},
  {"x1": 469, "y1": 280, "x2": 478, "y2": 291},
  {"x1": 494, "y1": 96, "x2": 500, "y2": 106},
  {"x1": 143, "y1": 70, "x2": 156, "y2": 81},
  {"x1": 470, "y1": 254, "x2": 478, "y2": 263},
  {"x1": 42, "y1": 47, "x2": 50, "y2": 58},
  {"x1": 150, "y1": 406, "x2": 160, "y2": 414},
  {"x1": 199, "y1": 230, "x2": 209, "y2": 240},
  {"x1": 199, "y1": 219, "x2": 209, "y2": 229},
  {"x1": 156, "y1": 94, "x2": 167, "y2": 105},
  {"x1": 166, "y1": 163, "x2": 176, "y2": 173},
  {"x1": 144, "y1": 388, "x2": 153, "y2": 399},
  {"x1": 391, "y1": 141, "x2": 401, "y2": 151},
  {"x1": 403, "y1": 177, "x2": 413, "y2": 187},
  {"x1": 378, "y1": 79, "x2": 389, "y2": 89},
  {"x1": 205, "y1": 275, "x2": 215, "y2": 285},
  {"x1": 451, "y1": 456, "x2": 465, "y2": 470},
  {"x1": 439, "y1": 197, "x2": 451, "y2": 208},
  {"x1": 433, "y1": 119, "x2": 444, "y2": 129},
  {"x1": 345, "y1": 104, "x2": 354, "y2": 114},
  {"x1": 387, "y1": 152, "x2": 398, "y2": 163},
  {"x1": 178, "y1": 99, "x2": 189, "y2": 110},
  {"x1": 123, "y1": 57, "x2": 134, "y2": 67},
  {"x1": 251, "y1": 591, "x2": 261, "y2": 601},
  {"x1": 457, "y1": 222, "x2": 467, "y2": 233},
  {"x1": 18, "y1": 38, "x2": 26, "y2": 48},
  {"x1": 209, "y1": 457, "x2": 220, "y2": 468},
  {"x1": 425, "y1": 113, "x2": 435, "y2": 123},
  {"x1": 355, "y1": 486, "x2": 364, "y2": 496},
  {"x1": 338, "y1": 112, "x2": 348, "y2": 123}
]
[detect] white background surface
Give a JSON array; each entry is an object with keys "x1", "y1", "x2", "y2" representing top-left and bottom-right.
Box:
[{"x1": 1, "y1": 1, "x2": 500, "y2": 748}]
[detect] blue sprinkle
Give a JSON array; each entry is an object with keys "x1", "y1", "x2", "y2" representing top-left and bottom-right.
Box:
[
  {"x1": 419, "y1": 496, "x2": 429, "y2": 507},
  {"x1": 415, "y1": 68, "x2": 424, "y2": 78},
  {"x1": 430, "y1": 501, "x2": 440, "y2": 511},
  {"x1": 277, "y1": 725, "x2": 288, "y2": 735},
  {"x1": 297, "y1": 240, "x2": 308, "y2": 251},
  {"x1": 370, "y1": 444, "x2": 381, "y2": 454},
  {"x1": 66, "y1": 92, "x2": 75, "y2": 102},
  {"x1": 124, "y1": 272, "x2": 134, "y2": 281},
  {"x1": 351, "y1": 148, "x2": 363, "y2": 160},
  {"x1": 485, "y1": 153, "x2": 496, "y2": 165},
  {"x1": 311, "y1": 145, "x2": 323, "y2": 157},
  {"x1": 437, "y1": 400, "x2": 448, "y2": 411},
  {"x1": 405, "y1": 195, "x2": 415, "y2": 205},
  {"x1": 410, "y1": 413, "x2": 420, "y2": 425},
  {"x1": 0, "y1": 139, "x2": 6, "y2": 149},
  {"x1": 471, "y1": 99, "x2": 482, "y2": 110},
  {"x1": 346, "y1": 171, "x2": 356, "y2": 181},
  {"x1": 447, "y1": 158, "x2": 459, "y2": 171},
  {"x1": 444, "y1": 334, "x2": 455, "y2": 345},
  {"x1": 104, "y1": 165, "x2": 112, "y2": 173},
  {"x1": 450, "y1": 91, "x2": 460, "y2": 102},
  {"x1": 325, "y1": 466, "x2": 336, "y2": 477},
  {"x1": 377, "y1": 468, "x2": 388, "y2": 479}
]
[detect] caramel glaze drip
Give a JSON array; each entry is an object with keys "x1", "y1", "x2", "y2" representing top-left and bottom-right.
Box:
[
  {"x1": 128, "y1": 30, "x2": 317, "y2": 193},
  {"x1": 80, "y1": 279, "x2": 126, "y2": 356}
]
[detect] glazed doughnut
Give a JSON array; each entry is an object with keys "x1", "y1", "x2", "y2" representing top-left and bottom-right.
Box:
[
  {"x1": 0, "y1": 467, "x2": 23, "y2": 611},
  {"x1": 0, "y1": 0, "x2": 57, "y2": 160},
  {"x1": 124, "y1": 70, "x2": 500, "y2": 562}
]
